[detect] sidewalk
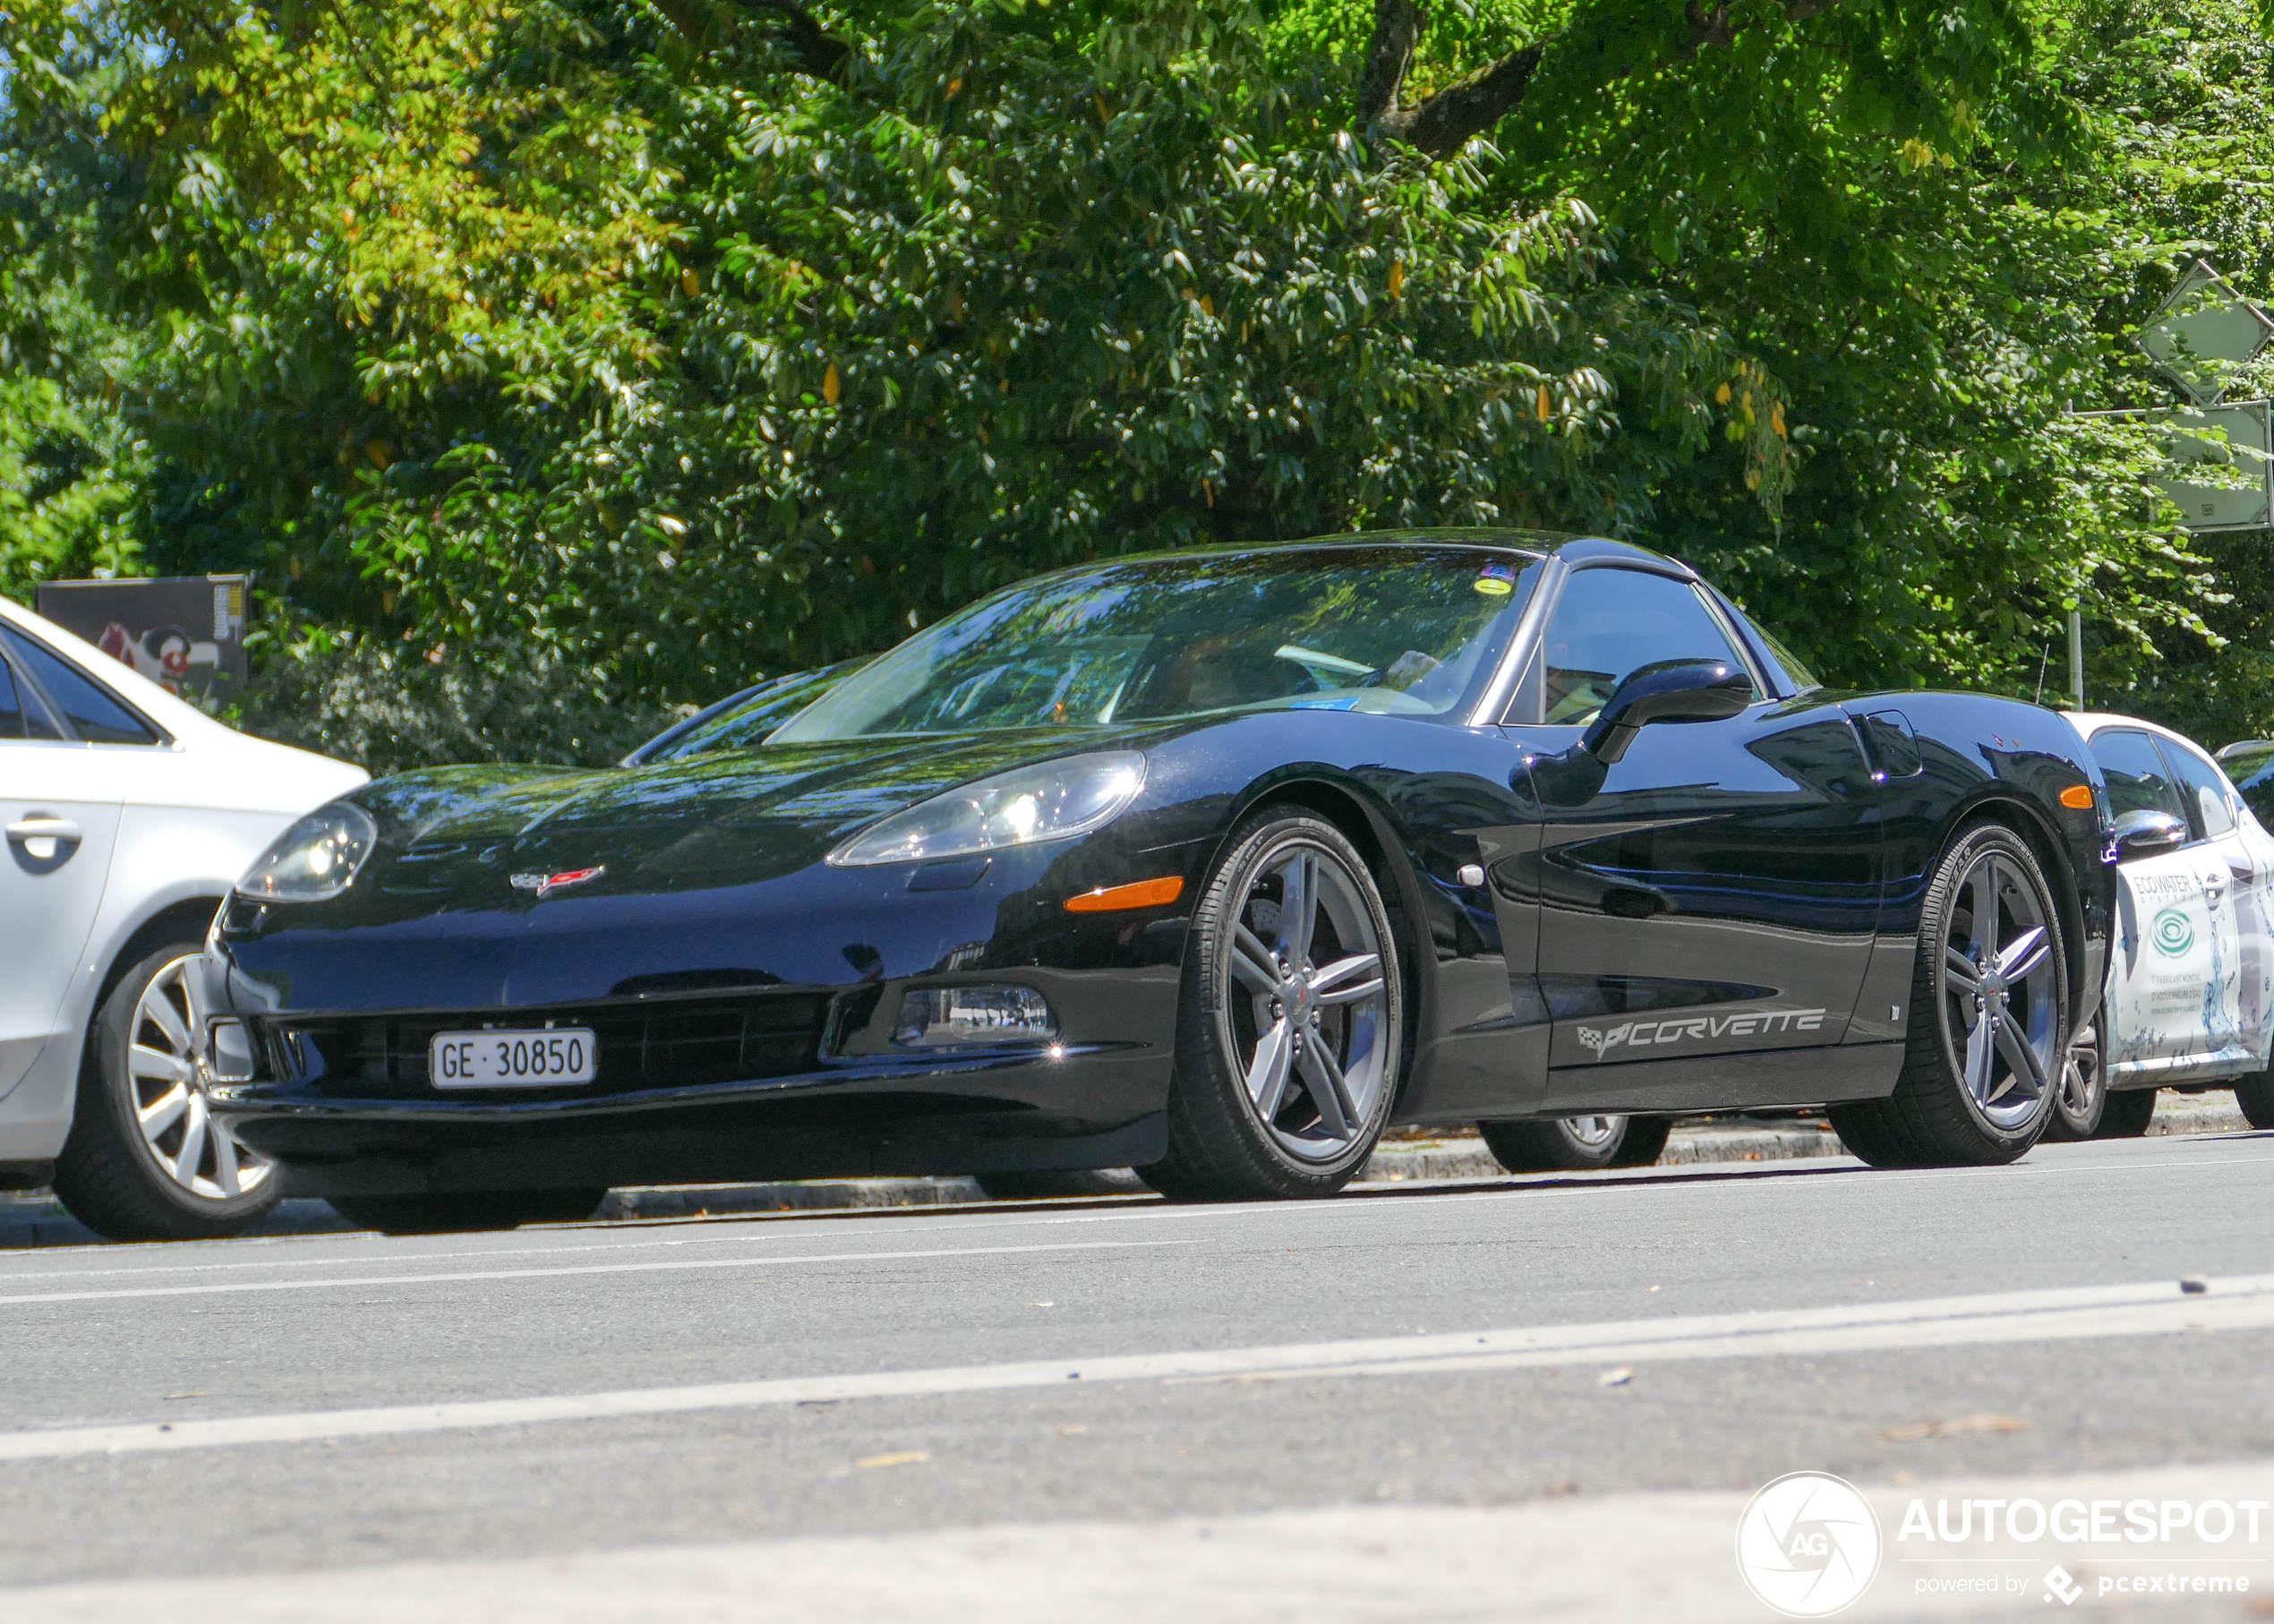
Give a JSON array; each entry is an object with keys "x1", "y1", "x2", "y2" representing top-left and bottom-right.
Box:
[{"x1": 2, "y1": 1094, "x2": 2252, "y2": 1249}]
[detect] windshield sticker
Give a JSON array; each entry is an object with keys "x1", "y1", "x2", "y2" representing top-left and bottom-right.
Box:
[
  {"x1": 1288, "y1": 697, "x2": 1363, "y2": 710},
  {"x1": 1474, "y1": 563, "x2": 1517, "y2": 597}
]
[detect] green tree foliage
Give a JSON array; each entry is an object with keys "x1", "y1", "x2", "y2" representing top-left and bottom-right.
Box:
[{"x1": 0, "y1": 0, "x2": 2268, "y2": 769}]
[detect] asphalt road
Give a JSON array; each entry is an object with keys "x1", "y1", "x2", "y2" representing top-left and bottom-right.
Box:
[{"x1": 7, "y1": 1129, "x2": 2274, "y2": 1621}]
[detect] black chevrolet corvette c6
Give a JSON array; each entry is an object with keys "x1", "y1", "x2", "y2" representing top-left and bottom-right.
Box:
[{"x1": 203, "y1": 532, "x2": 2116, "y2": 1229}]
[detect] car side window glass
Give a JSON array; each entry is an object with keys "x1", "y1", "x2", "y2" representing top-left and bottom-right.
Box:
[
  {"x1": 0, "y1": 625, "x2": 160, "y2": 746},
  {"x1": 0, "y1": 653, "x2": 21, "y2": 740},
  {"x1": 0, "y1": 650, "x2": 63, "y2": 741},
  {"x1": 1539, "y1": 569, "x2": 1748, "y2": 725},
  {"x1": 2161, "y1": 739, "x2": 2238, "y2": 839},
  {"x1": 2090, "y1": 729, "x2": 2189, "y2": 825}
]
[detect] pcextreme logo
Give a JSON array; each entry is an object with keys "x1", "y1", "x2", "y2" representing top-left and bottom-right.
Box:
[{"x1": 1574, "y1": 1007, "x2": 1825, "y2": 1061}]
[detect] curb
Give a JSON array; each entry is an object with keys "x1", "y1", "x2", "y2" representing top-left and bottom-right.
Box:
[{"x1": 1, "y1": 1097, "x2": 2254, "y2": 1250}]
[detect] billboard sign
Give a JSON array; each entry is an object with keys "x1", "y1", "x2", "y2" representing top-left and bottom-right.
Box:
[{"x1": 34, "y1": 575, "x2": 253, "y2": 702}]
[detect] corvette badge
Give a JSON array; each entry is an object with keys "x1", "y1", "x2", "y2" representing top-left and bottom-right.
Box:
[{"x1": 509, "y1": 866, "x2": 605, "y2": 899}]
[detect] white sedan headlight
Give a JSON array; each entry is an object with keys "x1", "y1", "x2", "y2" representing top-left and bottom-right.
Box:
[
  {"x1": 829, "y1": 752, "x2": 1147, "y2": 868},
  {"x1": 236, "y1": 804, "x2": 380, "y2": 902}
]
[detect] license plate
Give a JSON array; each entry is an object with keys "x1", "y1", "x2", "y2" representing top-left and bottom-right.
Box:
[{"x1": 429, "y1": 1029, "x2": 598, "y2": 1089}]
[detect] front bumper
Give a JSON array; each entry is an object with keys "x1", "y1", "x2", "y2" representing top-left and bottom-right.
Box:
[{"x1": 209, "y1": 969, "x2": 1176, "y2": 1198}]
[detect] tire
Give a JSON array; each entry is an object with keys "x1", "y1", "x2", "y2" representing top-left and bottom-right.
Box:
[
  {"x1": 327, "y1": 1189, "x2": 608, "y2": 1235},
  {"x1": 52, "y1": 944, "x2": 285, "y2": 1242},
  {"x1": 2093, "y1": 1087, "x2": 2159, "y2": 1139},
  {"x1": 2237, "y1": 1074, "x2": 2274, "y2": 1130},
  {"x1": 1138, "y1": 806, "x2": 1403, "y2": 1201},
  {"x1": 1479, "y1": 1114, "x2": 1672, "y2": 1172},
  {"x1": 2043, "y1": 1021, "x2": 2105, "y2": 1141},
  {"x1": 1826, "y1": 823, "x2": 2068, "y2": 1168}
]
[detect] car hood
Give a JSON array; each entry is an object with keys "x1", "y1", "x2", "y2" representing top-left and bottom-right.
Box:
[{"x1": 351, "y1": 728, "x2": 1171, "y2": 902}]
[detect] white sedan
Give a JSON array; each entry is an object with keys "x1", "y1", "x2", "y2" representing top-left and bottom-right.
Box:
[
  {"x1": 0, "y1": 595, "x2": 364, "y2": 1238},
  {"x1": 2065, "y1": 713, "x2": 2274, "y2": 1138}
]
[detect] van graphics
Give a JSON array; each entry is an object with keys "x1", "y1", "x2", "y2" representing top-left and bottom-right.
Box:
[{"x1": 1574, "y1": 1007, "x2": 1825, "y2": 1060}]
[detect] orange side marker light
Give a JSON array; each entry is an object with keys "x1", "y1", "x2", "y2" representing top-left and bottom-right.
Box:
[
  {"x1": 2059, "y1": 784, "x2": 2096, "y2": 810},
  {"x1": 1065, "y1": 876, "x2": 1185, "y2": 913}
]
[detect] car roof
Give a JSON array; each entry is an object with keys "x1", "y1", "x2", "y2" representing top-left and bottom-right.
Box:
[
  {"x1": 2070, "y1": 710, "x2": 2225, "y2": 765},
  {"x1": 1003, "y1": 529, "x2": 1692, "y2": 585}
]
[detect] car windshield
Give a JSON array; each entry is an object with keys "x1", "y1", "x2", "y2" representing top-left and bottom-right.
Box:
[
  {"x1": 627, "y1": 661, "x2": 864, "y2": 765},
  {"x1": 771, "y1": 546, "x2": 1544, "y2": 742}
]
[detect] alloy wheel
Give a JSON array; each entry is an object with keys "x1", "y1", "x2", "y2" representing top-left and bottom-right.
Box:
[
  {"x1": 127, "y1": 953, "x2": 273, "y2": 1202},
  {"x1": 1937, "y1": 852, "x2": 2060, "y2": 1132},
  {"x1": 1218, "y1": 838, "x2": 1392, "y2": 1163},
  {"x1": 2058, "y1": 1023, "x2": 2100, "y2": 1124},
  {"x1": 1561, "y1": 1115, "x2": 1622, "y2": 1150}
]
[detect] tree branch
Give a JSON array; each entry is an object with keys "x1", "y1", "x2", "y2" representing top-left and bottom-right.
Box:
[
  {"x1": 1363, "y1": 0, "x2": 1851, "y2": 160},
  {"x1": 1355, "y1": 0, "x2": 1422, "y2": 125}
]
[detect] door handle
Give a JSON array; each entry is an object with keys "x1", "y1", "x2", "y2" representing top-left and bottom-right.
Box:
[{"x1": 7, "y1": 818, "x2": 83, "y2": 842}]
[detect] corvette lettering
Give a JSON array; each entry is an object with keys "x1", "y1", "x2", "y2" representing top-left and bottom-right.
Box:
[{"x1": 1574, "y1": 1008, "x2": 1827, "y2": 1060}]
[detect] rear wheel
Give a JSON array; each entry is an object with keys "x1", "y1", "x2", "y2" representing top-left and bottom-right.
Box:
[
  {"x1": 2044, "y1": 1023, "x2": 2105, "y2": 1141},
  {"x1": 2236, "y1": 1073, "x2": 2274, "y2": 1129},
  {"x1": 2093, "y1": 1087, "x2": 2159, "y2": 1139},
  {"x1": 53, "y1": 945, "x2": 283, "y2": 1242},
  {"x1": 1479, "y1": 1114, "x2": 1672, "y2": 1172},
  {"x1": 1139, "y1": 808, "x2": 1402, "y2": 1201},
  {"x1": 327, "y1": 1189, "x2": 607, "y2": 1235},
  {"x1": 1827, "y1": 823, "x2": 2066, "y2": 1168}
]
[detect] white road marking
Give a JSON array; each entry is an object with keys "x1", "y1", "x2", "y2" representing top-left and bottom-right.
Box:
[
  {"x1": 4, "y1": 1271, "x2": 2271, "y2": 1464},
  {"x1": 0, "y1": 1237, "x2": 1201, "y2": 1308}
]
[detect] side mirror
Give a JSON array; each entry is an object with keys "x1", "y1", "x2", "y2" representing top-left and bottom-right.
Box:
[
  {"x1": 1580, "y1": 660, "x2": 1755, "y2": 765},
  {"x1": 2112, "y1": 808, "x2": 2187, "y2": 859}
]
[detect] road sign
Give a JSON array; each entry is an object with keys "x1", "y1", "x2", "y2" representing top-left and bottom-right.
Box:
[
  {"x1": 2138, "y1": 260, "x2": 2274, "y2": 405},
  {"x1": 2071, "y1": 401, "x2": 2274, "y2": 533},
  {"x1": 2157, "y1": 400, "x2": 2273, "y2": 531}
]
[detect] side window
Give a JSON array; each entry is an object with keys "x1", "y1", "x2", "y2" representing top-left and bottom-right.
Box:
[
  {"x1": 1538, "y1": 568, "x2": 1750, "y2": 725},
  {"x1": 0, "y1": 654, "x2": 22, "y2": 740},
  {"x1": 0, "y1": 625, "x2": 160, "y2": 746},
  {"x1": 2090, "y1": 729, "x2": 2189, "y2": 825},
  {"x1": 0, "y1": 651, "x2": 62, "y2": 741},
  {"x1": 2161, "y1": 738, "x2": 2238, "y2": 840}
]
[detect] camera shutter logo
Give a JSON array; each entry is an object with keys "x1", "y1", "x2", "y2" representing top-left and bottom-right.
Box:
[{"x1": 1734, "y1": 1471, "x2": 1882, "y2": 1617}]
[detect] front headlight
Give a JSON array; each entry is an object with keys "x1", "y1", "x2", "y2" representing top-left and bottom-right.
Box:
[
  {"x1": 829, "y1": 751, "x2": 1147, "y2": 868},
  {"x1": 236, "y1": 803, "x2": 379, "y2": 902}
]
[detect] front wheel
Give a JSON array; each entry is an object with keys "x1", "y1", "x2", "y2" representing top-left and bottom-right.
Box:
[
  {"x1": 328, "y1": 1189, "x2": 608, "y2": 1235},
  {"x1": 1828, "y1": 823, "x2": 2067, "y2": 1168},
  {"x1": 1139, "y1": 807, "x2": 1403, "y2": 1201},
  {"x1": 53, "y1": 945, "x2": 284, "y2": 1242},
  {"x1": 2093, "y1": 1087, "x2": 2158, "y2": 1139},
  {"x1": 1479, "y1": 1114, "x2": 1672, "y2": 1172}
]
